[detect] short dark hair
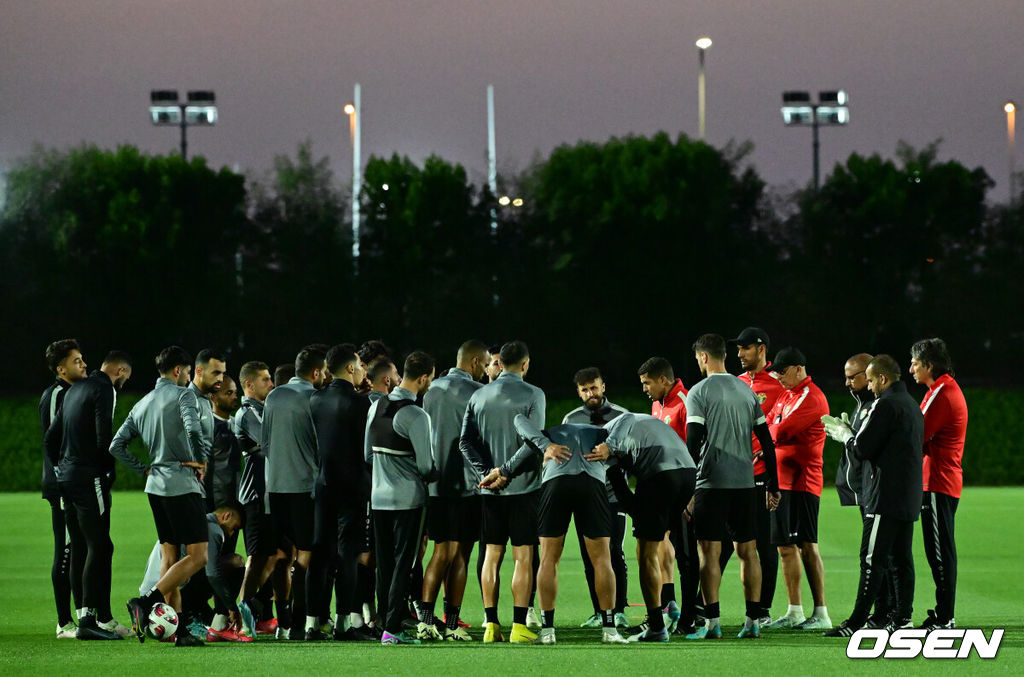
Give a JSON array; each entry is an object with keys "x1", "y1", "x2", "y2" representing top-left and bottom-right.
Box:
[
  {"x1": 273, "y1": 363, "x2": 295, "y2": 386},
  {"x1": 358, "y1": 340, "x2": 393, "y2": 366},
  {"x1": 869, "y1": 354, "x2": 901, "y2": 382},
  {"x1": 458, "y1": 339, "x2": 490, "y2": 363},
  {"x1": 239, "y1": 361, "x2": 270, "y2": 386},
  {"x1": 102, "y1": 350, "x2": 133, "y2": 369},
  {"x1": 403, "y1": 351, "x2": 435, "y2": 380},
  {"x1": 156, "y1": 346, "x2": 192, "y2": 374},
  {"x1": 911, "y1": 338, "x2": 954, "y2": 379},
  {"x1": 488, "y1": 344, "x2": 502, "y2": 355},
  {"x1": 638, "y1": 356, "x2": 673, "y2": 381},
  {"x1": 499, "y1": 340, "x2": 529, "y2": 367},
  {"x1": 327, "y1": 343, "x2": 359, "y2": 374},
  {"x1": 295, "y1": 344, "x2": 329, "y2": 377},
  {"x1": 573, "y1": 367, "x2": 603, "y2": 386},
  {"x1": 367, "y1": 358, "x2": 396, "y2": 383},
  {"x1": 691, "y1": 334, "x2": 727, "y2": 360},
  {"x1": 195, "y1": 349, "x2": 227, "y2": 366},
  {"x1": 45, "y1": 339, "x2": 80, "y2": 375}
]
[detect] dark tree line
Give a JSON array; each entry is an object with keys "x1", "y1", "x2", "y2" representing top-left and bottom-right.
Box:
[{"x1": 1, "y1": 134, "x2": 1020, "y2": 394}]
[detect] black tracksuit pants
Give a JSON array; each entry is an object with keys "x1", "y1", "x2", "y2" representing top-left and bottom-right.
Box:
[
  {"x1": 921, "y1": 491, "x2": 958, "y2": 621},
  {"x1": 374, "y1": 507, "x2": 426, "y2": 634},
  {"x1": 59, "y1": 478, "x2": 114, "y2": 621},
  {"x1": 312, "y1": 493, "x2": 368, "y2": 619},
  {"x1": 578, "y1": 508, "x2": 628, "y2": 614},
  {"x1": 48, "y1": 496, "x2": 84, "y2": 626},
  {"x1": 849, "y1": 513, "x2": 915, "y2": 626},
  {"x1": 668, "y1": 512, "x2": 700, "y2": 622}
]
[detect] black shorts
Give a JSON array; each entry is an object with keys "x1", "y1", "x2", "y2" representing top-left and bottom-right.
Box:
[
  {"x1": 243, "y1": 498, "x2": 289, "y2": 557},
  {"x1": 770, "y1": 490, "x2": 820, "y2": 545},
  {"x1": 148, "y1": 492, "x2": 207, "y2": 546},
  {"x1": 633, "y1": 468, "x2": 696, "y2": 542},
  {"x1": 268, "y1": 492, "x2": 316, "y2": 551},
  {"x1": 538, "y1": 475, "x2": 613, "y2": 539},
  {"x1": 481, "y1": 491, "x2": 539, "y2": 547},
  {"x1": 428, "y1": 495, "x2": 481, "y2": 543},
  {"x1": 692, "y1": 487, "x2": 758, "y2": 543}
]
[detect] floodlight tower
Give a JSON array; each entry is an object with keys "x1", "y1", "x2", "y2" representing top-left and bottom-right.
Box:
[
  {"x1": 149, "y1": 90, "x2": 217, "y2": 160},
  {"x1": 781, "y1": 90, "x2": 849, "y2": 192}
]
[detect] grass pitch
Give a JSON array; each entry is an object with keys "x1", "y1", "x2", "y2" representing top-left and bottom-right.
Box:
[{"x1": 0, "y1": 488, "x2": 1021, "y2": 675}]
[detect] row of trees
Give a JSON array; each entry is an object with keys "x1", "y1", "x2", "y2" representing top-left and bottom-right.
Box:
[{"x1": 1, "y1": 134, "x2": 1020, "y2": 393}]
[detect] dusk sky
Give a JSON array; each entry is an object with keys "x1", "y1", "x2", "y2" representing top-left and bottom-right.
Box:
[{"x1": 2, "y1": 0, "x2": 1022, "y2": 201}]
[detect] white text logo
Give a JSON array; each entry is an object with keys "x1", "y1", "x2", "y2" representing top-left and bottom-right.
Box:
[{"x1": 846, "y1": 628, "x2": 1004, "y2": 659}]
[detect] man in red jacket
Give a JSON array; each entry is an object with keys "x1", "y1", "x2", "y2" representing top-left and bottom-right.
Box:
[
  {"x1": 910, "y1": 338, "x2": 967, "y2": 630},
  {"x1": 637, "y1": 357, "x2": 696, "y2": 633},
  {"x1": 763, "y1": 347, "x2": 832, "y2": 631}
]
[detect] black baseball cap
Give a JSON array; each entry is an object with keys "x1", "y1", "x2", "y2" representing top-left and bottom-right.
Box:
[
  {"x1": 769, "y1": 347, "x2": 807, "y2": 372},
  {"x1": 730, "y1": 327, "x2": 770, "y2": 347}
]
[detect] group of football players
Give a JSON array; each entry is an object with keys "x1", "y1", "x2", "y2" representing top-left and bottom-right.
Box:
[{"x1": 40, "y1": 329, "x2": 966, "y2": 646}]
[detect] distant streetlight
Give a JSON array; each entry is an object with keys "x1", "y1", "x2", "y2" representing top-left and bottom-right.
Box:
[
  {"x1": 149, "y1": 90, "x2": 217, "y2": 160},
  {"x1": 345, "y1": 84, "x2": 361, "y2": 264},
  {"x1": 696, "y1": 37, "x2": 712, "y2": 140},
  {"x1": 1006, "y1": 101, "x2": 1016, "y2": 206},
  {"x1": 781, "y1": 89, "x2": 850, "y2": 192}
]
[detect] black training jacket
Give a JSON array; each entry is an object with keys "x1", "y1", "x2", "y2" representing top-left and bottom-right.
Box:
[
  {"x1": 845, "y1": 380, "x2": 923, "y2": 521},
  {"x1": 38, "y1": 378, "x2": 72, "y2": 499},
  {"x1": 835, "y1": 387, "x2": 874, "y2": 507},
  {"x1": 310, "y1": 379, "x2": 372, "y2": 502},
  {"x1": 46, "y1": 370, "x2": 117, "y2": 485}
]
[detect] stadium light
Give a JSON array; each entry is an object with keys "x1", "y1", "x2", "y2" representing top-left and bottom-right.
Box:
[
  {"x1": 781, "y1": 89, "x2": 849, "y2": 192},
  {"x1": 1006, "y1": 101, "x2": 1016, "y2": 206},
  {"x1": 345, "y1": 84, "x2": 361, "y2": 265},
  {"x1": 149, "y1": 89, "x2": 217, "y2": 160},
  {"x1": 696, "y1": 37, "x2": 712, "y2": 140}
]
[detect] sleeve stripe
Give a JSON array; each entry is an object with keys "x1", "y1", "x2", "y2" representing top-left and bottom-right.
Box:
[
  {"x1": 921, "y1": 383, "x2": 945, "y2": 415},
  {"x1": 687, "y1": 415, "x2": 705, "y2": 425}
]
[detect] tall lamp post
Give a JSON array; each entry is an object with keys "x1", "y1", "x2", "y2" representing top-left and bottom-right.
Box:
[
  {"x1": 1006, "y1": 101, "x2": 1016, "y2": 206},
  {"x1": 781, "y1": 89, "x2": 849, "y2": 192},
  {"x1": 345, "y1": 83, "x2": 361, "y2": 264},
  {"x1": 696, "y1": 37, "x2": 712, "y2": 140},
  {"x1": 149, "y1": 90, "x2": 217, "y2": 160}
]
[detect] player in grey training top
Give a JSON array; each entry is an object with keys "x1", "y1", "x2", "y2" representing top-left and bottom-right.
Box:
[
  {"x1": 260, "y1": 344, "x2": 327, "y2": 640},
  {"x1": 560, "y1": 367, "x2": 631, "y2": 629},
  {"x1": 684, "y1": 334, "x2": 780, "y2": 640},
  {"x1": 364, "y1": 351, "x2": 436, "y2": 645},
  {"x1": 459, "y1": 340, "x2": 547, "y2": 642},
  {"x1": 417, "y1": 340, "x2": 489, "y2": 641},
  {"x1": 116, "y1": 346, "x2": 212, "y2": 647}
]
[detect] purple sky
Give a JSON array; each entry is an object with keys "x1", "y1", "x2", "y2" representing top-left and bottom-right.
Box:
[{"x1": 2, "y1": 0, "x2": 1022, "y2": 201}]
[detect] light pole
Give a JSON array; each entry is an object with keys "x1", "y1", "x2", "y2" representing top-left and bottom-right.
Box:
[
  {"x1": 781, "y1": 90, "x2": 849, "y2": 192},
  {"x1": 1006, "y1": 101, "x2": 1016, "y2": 206},
  {"x1": 345, "y1": 83, "x2": 361, "y2": 264},
  {"x1": 696, "y1": 37, "x2": 712, "y2": 140},
  {"x1": 488, "y1": 85, "x2": 498, "y2": 231},
  {"x1": 149, "y1": 90, "x2": 217, "y2": 160}
]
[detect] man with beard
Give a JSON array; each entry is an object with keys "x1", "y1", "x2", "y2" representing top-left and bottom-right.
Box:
[
  {"x1": 115, "y1": 346, "x2": 210, "y2": 647},
  {"x1": 823, "y1": 355, "x2": 923, "y2": 637},
  {"x1": 484, "y1": 346, "x2": 502, "y2": 383},
  {"x1": 636, "y1": 357, "x2": 694, "y2": 633},
  {"x1": 46, "y1": 351, "x2": 134, "y2": 640},
  {"x1": 233, "y1": 361, "x2": 290, "y2": 639},
  {"x1": 909, "y1": 338, "x2": 967, "y2": 631},
  {"x1": 309, "y1": 344, "x2": 376, "y2": 641},
  {"x1": 263, "y1": 345, "x2": 328, "y2": 640},
  {"x1": 717, "y1": 327, "x2": 785, "y2": 625},
  {"x1": 40, "y1": 339, "x2": 88, "y2": 639},
  {"x1": 417, "y1": 340, "x2": 489, "y2": 641},
  {"x1": 191, "y1": 350, "x2": 227, "y2": 454},
  {"x1": 207, "y1": 376, "x2": 241, "y2": 512},
  {"x1": 367, "y1": 359, "x2": 400, "y2": 404},
  {"x1": 682, "y1": 334, "x2": 779, "y2": 640},
  {"x1": 764, "y1": 348, "x2": 832, "y2": 631},
  {"x1": 562, "y1": 367, "x2": 631, "y2": 630}
]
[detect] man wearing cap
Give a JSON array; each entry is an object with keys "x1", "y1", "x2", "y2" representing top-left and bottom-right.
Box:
[
  {"x1": 718, "y1": 327, "x2": 785, "y2": 626},
  {"x1": 763, "y1": 347, "x2": 832, "y2": 631}
]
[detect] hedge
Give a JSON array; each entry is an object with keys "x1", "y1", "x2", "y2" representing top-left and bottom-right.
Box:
[{"x1": 2, "y1": 388, "x2": 1021, "y2": 493}]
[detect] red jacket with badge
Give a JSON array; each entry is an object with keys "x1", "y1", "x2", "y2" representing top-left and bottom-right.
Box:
[
  {"x1": 768, "y1": 375, "x2": 828, "y2": 496},
  {"x1": 738, "y1": 365, "x2": 785, "y2": 476},
  {"x1": 651, "y1": 378, "x2": 688, "y2": 442},
  {"x1": 919, "y1": 373, "x2": 967, "y2": 498}
]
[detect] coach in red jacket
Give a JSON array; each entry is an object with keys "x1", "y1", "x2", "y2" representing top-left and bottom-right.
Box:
[
  {"x1": 910, "y1": 338, "x2": 967, "y2": 630},
  {"x1": 763, "y1": 347, "x2": 832, "y2": 631}
]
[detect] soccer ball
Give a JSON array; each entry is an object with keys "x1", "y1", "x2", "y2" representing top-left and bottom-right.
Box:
[{"x1": 147, "y1": 602, "x2": 179, "y2": 640}]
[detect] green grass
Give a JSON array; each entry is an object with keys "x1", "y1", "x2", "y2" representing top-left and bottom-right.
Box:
[{"x1": 0, "y1": 489, "x2": 1021, "y2": 674}]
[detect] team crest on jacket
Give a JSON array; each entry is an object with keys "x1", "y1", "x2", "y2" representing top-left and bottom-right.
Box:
[
  {"x1": 757, "y1": 393, "x2": 767, "y2": 404},
  {"x1": 664, "y1": 415, "x2": 671, "y2": 424}
]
